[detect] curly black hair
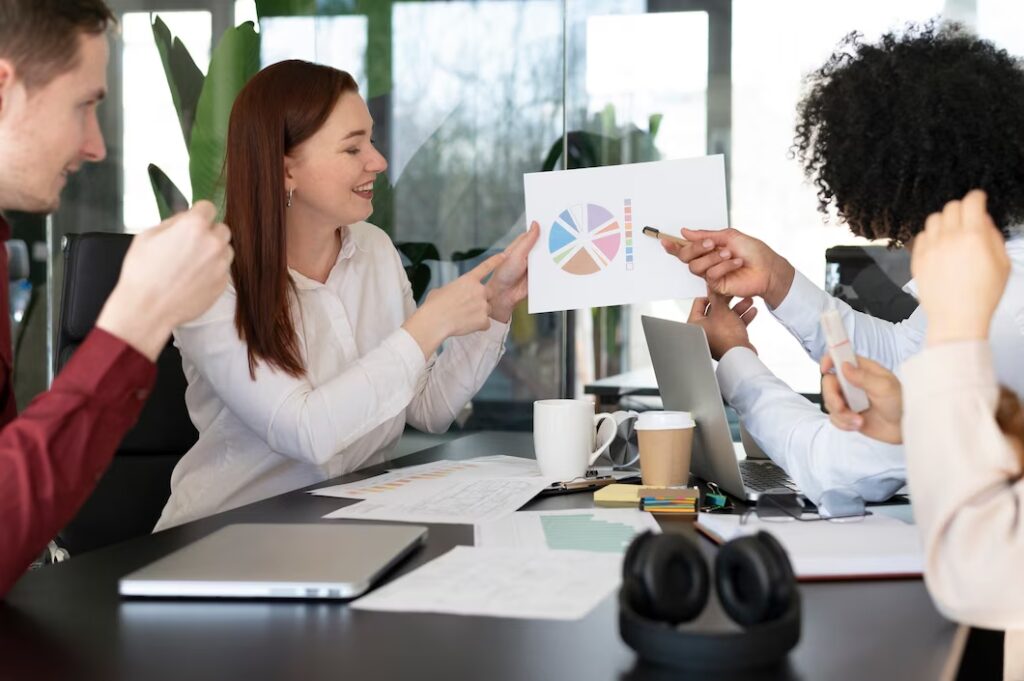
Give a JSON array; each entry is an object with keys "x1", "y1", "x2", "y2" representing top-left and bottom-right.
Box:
[{"x1": 793, "y1": 21, "x2": 1024, "y2": 245}]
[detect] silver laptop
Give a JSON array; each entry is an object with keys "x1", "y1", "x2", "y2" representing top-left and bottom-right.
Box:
[
  {"x1": 120, "y1": 523, "x2": 427, "y2": 600},
  {"x1": 642, "y1": 315, "x2": 798, "y2": 501}
]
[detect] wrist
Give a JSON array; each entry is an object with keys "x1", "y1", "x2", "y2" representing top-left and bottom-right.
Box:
[
  {"x1": 764, "y1": 258, "x2": 795, "y2": 309},
  {"x1": 403, "y1": 307, "x2": 448, "y2": 359},
  {"x1": 489, "y1": 299, "x2": 514, "y2": 323},
  {"x1": 712, "y1": 339, "x2": 756, "y2": 361},
  {"x1": 95, "y1": 285, "x2": 173, "y2": 362},
  {"x1": 926, "y1": 325, "x2": 989, "y2": 347},
  {"x1": 874, "y1": 423, "x2": 903, "y2": 445}
]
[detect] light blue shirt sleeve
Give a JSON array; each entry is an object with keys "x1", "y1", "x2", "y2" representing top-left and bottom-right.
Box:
[
  {"x1": 716, "y1": 346, "x2": 907, "y2": 504},
  {"x1": 769, "y1": 270, "x2": 926, "y2": 370}
]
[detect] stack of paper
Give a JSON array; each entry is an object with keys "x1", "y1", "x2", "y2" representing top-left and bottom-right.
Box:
[{"x1": 311, "y1": 456, "x2": 552, "y2": 525}]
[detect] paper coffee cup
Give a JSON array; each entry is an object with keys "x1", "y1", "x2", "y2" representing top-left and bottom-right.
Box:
[{"x1": 635, "y1": 411, "x2": 695, "y2": 487}]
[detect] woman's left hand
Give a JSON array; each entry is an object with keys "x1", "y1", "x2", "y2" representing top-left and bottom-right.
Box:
[{"x1": 485, "y1": 221, "x2": 540, "y2": 322}]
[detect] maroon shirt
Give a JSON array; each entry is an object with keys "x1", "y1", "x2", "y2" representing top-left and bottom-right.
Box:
[{"x1": 0, "y1": 219, "x2": 156, "y2": 595}]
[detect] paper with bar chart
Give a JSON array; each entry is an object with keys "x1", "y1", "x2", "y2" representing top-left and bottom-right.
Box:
[
  {"x1": 523, "y1": 155, "x2": 728, "y2": 313},
  {"x1": 475, "y1": 508, "x2": 660, "y2": 553}
]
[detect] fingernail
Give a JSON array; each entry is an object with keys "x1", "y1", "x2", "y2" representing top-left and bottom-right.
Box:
[
  {"x1": 733, "y1": 258, "x2": 743, "y2": 265},
  {"x1": 702, "y1": 239, "x2": 713, "y2": 248},
  {"x1": 720, "y1": 250, "x2": 731, "y2": 259}
]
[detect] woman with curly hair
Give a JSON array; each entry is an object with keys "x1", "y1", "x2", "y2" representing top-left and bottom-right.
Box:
[{"x1": 659, "y1": 22, "x2": 1024, "y2": 507}]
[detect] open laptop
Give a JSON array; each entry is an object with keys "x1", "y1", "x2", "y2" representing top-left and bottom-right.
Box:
[
  {"x1": 642, "y1": 315, "x2": 798, "y2": 501},
  {"x1": 120, "y1": 523, "x2": 427, "y2": 600}
]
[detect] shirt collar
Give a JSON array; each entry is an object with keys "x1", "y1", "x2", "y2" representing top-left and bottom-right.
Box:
[{"x1": 288, "y1": 224, "x2": 367, "y2": 290}]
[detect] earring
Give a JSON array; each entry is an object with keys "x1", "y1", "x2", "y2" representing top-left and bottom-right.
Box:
[{"x1": 287, "y1": 188, "x2": 294, "y2": 208}]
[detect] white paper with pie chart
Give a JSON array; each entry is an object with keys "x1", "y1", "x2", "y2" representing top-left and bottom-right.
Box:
[{"x1": 524, "y1": 155, "x2": 728, "y2": 313}]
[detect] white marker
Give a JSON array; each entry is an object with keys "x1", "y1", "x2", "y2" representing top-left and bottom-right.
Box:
[{"x1": 821, "y1": 307, "x2": 870, "y2": 413}]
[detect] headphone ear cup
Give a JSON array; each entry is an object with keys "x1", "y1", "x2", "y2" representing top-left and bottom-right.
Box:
[
  {"x1": 715, "y1": 531, "x2": 797, "y2": 627},
  {"x1": 632, "y1": 533, "x2": 709, "y2": 625},
  {"x1": 621, "y1": 531, "x2": 659, "y2": 619}
]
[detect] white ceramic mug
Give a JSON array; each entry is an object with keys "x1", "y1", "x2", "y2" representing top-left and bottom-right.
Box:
[{"x1": 533, "y1": 399, "x2": 616, "y2": 481}]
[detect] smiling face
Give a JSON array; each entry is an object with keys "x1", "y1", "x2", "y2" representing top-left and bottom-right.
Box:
[
  {"x1": 284, "y1": 91, "x2": 388, "y2": 228},
  {"x1": 0, "y1": 31, "x2": 108, "y2": 213}
]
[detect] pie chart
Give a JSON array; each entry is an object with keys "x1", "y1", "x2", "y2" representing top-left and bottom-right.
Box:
[{"x1": 547, "y1": 203, "x2": 622, "y2": 275}]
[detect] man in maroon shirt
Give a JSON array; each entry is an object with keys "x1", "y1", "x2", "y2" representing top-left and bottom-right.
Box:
[{"x1": 0, "y1": 0, "x2": 233, "y2": 595}]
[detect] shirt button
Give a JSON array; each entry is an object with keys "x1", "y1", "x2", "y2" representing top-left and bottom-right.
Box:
[{"x1": 135, "y1": 389, "x2": 150, "y2": 401}]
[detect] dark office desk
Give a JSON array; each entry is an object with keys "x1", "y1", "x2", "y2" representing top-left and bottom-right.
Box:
[{"x1": 5, "y1": 431, "x2": 963, "y2": 681}]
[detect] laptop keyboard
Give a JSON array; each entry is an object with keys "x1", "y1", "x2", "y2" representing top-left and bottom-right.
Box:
[{"x1": 739, "y1": 460, "x2": 799, "y2": 493}]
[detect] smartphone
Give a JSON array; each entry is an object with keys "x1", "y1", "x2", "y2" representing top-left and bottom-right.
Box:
[{"x1": 821, "y1": 308, "x2": 870, "y2": 413}]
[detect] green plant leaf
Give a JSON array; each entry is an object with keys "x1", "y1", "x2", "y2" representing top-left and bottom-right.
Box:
[
  {"x1": 255, "y1": 0, "x2": 317, "y2": 18},
  {"x1": 188, "y1": 21, "x2": 261, "y2": 214},
  {"x1": 151, "y1": 16, "x2": 204, "y2": 147},
  {"x1": 648, "y1": 113, "x2": 663, "y2": 140},
  {"x1": 147, "y1": 164, "x2": 188, "y2": 221}
]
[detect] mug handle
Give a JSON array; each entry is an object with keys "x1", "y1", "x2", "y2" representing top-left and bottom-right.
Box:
[{"x1": 588, "y1": 413, "x2": 617, "y2": 467}]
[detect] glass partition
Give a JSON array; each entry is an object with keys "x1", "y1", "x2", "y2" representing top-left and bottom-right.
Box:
[{"x1": 27, "y1": 0, "x2": 1008, "y2": 424}]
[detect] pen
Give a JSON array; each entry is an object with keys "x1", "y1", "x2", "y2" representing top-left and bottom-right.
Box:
[{"x1": 642, "y1": 226, "x2": 688, "y2": 246}]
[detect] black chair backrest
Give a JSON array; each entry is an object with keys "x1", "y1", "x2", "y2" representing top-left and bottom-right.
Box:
[{"x1": 54, "y1": 233, "x2": 198, "y2": 553}]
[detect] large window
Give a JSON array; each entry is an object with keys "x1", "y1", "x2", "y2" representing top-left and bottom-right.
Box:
[{"x1": 30, "y1": 0, "x2": 1023, "y2": 423}]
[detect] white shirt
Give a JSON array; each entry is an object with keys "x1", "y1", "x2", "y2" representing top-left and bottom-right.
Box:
[
  {"x1": 716, "y1": 237, "x2": 1024, "y2": 504},
  {"x1": 154, "y1": 222, "x2": 508, "y2": 530}
]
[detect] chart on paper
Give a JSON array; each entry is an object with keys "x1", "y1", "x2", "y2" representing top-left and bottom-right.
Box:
[
  {"x1": 547, "y1": 203, "x2": 623, "y2": 275},
  {"x1": 524, "y1": 155, "x2": 729, "y2": 312},
  {"x1": 475, "y1": 508, "x2": 660, "y2": 553}
]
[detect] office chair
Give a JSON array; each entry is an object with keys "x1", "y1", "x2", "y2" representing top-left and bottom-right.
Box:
[
  {"x1": 54, "y1": 233, "x2": 197, "y2": 555},
  {"x1": 824, "y1": 245, "x2": 918, "y2": 323}
]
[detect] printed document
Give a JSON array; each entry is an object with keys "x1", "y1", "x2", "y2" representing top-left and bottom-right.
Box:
[
  {"x1": 315, "y1": 457, "x2": 552, "y2": 524},
  {"x1": 352, "y1": 546, "x2": 621, "y2": 620}
]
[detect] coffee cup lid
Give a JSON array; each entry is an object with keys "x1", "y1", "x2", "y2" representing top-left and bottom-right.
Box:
[{"x1": 635, "y1": 411, "x2": 695, "y2": 430}]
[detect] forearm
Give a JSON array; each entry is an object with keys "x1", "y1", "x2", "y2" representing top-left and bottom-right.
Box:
[
  {"x1": 0, "y1": 330, "x2": 154, "y2": 595},
  {"x1": 718, "y1": 348, "x2": 906, "y2": 503},
  {"x1": 769, "y1": 271, "x2": 919, "y2": 368},
  {"x1": 266, "y1": 328, "x2": 427, "y2": 463},
  {"x1": 406, "y1": 319, "x2": 508, "y2": 433},
  {"x1": 903, "y1": 342, "x2": 1024, "y2": 629}
]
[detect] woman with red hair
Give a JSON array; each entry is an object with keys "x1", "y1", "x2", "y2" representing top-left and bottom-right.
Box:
[{"x1": 155, "y1": 60, "x2": 537, "y2": 529}]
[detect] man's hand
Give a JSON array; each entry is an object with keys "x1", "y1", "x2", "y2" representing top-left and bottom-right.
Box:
[
  {"x1": 912, "y1": 190, "x2": 1011, "y2": 346},
  {"x1": 687, "y1": 291, "x2": 758, "y2": 360},
  {"x1": 661, "y1": 227, "x2": 796, "y2": 308},
  {"x1": 820, "y1": 354, "x2": 903, "y2": 444},
  {"x1": 96, "y1": 201, "x2": 233, "y2": 361}
]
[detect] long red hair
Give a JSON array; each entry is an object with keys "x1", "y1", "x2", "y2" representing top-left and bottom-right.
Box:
[{"x1": 223, "y1": 59, "x2": 358, "y2": 377}]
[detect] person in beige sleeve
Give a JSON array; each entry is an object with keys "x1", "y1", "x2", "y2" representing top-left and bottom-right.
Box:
[{"x1": 820, "y1": 190, "x2": 1024, "y2": 679}]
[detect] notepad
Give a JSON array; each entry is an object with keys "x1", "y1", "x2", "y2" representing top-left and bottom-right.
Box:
[
  {"x1": 594, "y1": 484, "x2": 698, "y2": 508},
  {"x1": 696, "y1": 510, "x2": 923, "y2": 580}
]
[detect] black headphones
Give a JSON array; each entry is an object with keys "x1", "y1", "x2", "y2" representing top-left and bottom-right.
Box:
[{"x1": 619, "y1": 530, "x2": 801, "y2": 671}]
